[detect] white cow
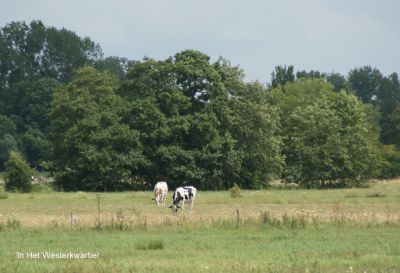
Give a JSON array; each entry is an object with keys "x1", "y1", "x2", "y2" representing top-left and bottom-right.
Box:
[
  {"x1": 152, "y1": 181, "x2": 168, "y2": 206},
  {"x1": 169, "y1": 186, "x2": 197, "y2": 213}
]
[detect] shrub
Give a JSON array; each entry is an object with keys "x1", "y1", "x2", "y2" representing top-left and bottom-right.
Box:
[
  {"x1": 229, "y1": 183, "x2": 242, "y2": 198},
  {"x1": 4, "y1": 151, "x2": 34, "y2": 192},
  {"x1": 6, "y1": 217, "x2": 21, "y2": 229},
  {"x1": 136, "y1": 239, "x2": 164, "y2": 250},
  {"x1": 366, "y1": 193, "x2": 387, "y2": 198},
  {"x1": 31, "y1": 183, "x2": 54, "y2": 193}
]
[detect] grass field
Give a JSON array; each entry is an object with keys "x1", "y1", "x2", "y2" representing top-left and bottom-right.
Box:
[{"x1": 0, "y1": 180, "x2": 400, "y2": 272}]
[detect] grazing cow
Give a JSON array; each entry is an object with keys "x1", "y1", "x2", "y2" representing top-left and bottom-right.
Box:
[
  {"x1": 152, "y1": 181, "x2": 168, "y2": 206},
  {"x1": 169, "y1": 186, "x2": 197, "y2": 213}
]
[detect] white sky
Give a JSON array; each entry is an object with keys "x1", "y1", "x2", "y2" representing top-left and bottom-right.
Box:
[{"x1": 1, "y1": 0, "x2": 399, "y2": 82}]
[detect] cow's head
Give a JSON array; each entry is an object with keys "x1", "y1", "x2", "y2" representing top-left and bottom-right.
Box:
[
  {"x1": 168, "y1": 204, "x2": 181, "y2": 213},
  {"x1": 169, "y1": 191, "x2": 182, "y2": 213}
]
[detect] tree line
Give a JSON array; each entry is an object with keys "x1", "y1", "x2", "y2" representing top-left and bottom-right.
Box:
[{"x1": 1, "y1": 21, "x2": 399, "y2": 191}]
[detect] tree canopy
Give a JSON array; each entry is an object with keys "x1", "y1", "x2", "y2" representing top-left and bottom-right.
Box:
[
  {"x1": 120, "y1": 50, "x2": 282, "y2": 190},
  {"x1": 49, "y1": 67, "x2": 147, "y2": 191},
  {"x1": 271, "y1": 80, "x2": 381, "y2": 187}
]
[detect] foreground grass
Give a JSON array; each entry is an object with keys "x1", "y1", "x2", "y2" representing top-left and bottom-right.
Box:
[{"x1": 0, "y1": 225, "x2": 399, "y2": 273}]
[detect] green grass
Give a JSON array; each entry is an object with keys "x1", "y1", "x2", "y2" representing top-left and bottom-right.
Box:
[
  {"x1": 0, "y1": 180, "x2": 399, "y2": 272},
  {"x1": 0, "y1": 225, "x2": 399, "y2": 273}
]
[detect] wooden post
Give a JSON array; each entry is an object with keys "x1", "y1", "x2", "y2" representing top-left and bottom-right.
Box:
[
  {"x1": 236, "y1": 208, "x2": 240, "y2": 226},
  {"x1": 70, "y1": 211, "x2": 73, "y2": 229}
]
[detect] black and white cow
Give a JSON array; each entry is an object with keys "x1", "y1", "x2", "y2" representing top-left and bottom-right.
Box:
[{"x1": 169, "y1": 186, "x2": 197, "y2": 213}]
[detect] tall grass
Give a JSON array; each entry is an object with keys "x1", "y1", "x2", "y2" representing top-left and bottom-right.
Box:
[{"x1": 2, "y1": 208, "x2": 398, "y2": 233}]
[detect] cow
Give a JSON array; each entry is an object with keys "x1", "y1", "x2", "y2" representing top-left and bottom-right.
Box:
[
  {"x1": 152, "y1": 181, "x2": 168, "y2": 206},
  {"x1": 169, "y1": 186, "x2": 197, "y2": 213}
]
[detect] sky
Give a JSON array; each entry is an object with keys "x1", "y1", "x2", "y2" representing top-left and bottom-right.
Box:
[{"x1": 1, "y1": 0, "x2": 399, "y2": 82}]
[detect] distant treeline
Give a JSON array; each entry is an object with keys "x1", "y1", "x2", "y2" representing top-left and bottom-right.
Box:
[{"x1": 1, "y1": 20, "x2": 399, "y2": 191}]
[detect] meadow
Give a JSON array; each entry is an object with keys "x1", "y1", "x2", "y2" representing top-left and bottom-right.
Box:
[{"x1": 0, "y1": 180, "x2": 399, "y2": 272}]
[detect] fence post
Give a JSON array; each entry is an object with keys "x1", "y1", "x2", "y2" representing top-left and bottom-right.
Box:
[
  {"x1": 236, "y1": 208, "x2": 240, "y2": 226},
  {"x1": 70, "y1": 211, "x2": 73, "y2": 229}
]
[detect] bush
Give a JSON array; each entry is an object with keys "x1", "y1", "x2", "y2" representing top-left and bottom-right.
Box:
[
  {"x1": 366, "y1": 193, "x2": 387, "y2": 198},
  {"x1": 6, "y1": 217, "x2": 21, "y2": 229},
  {"x1": 229, "y1": 183, "x2": 242, "y2": 198},
  {"x1": 4, "y1": 151, "x2": 34, "y2": 192},
  {"x1": 31, "y1": 183, "x2": 54, "y2": 193},
  {"x1": 136, "y1": 239, "x2": 164, "y2": 250}
]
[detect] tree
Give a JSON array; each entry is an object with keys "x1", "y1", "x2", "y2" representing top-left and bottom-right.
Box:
[
  {"x1": 270, "y1": 65, "x2": 295, "y2": 88},
  {"x1": 387, "y1": 104, "x2": 400, "y2": 147},
  {"x1": 378, "y1": 145, "x2": 400, "y2": 178},
  {"x1": 378, "y1": 73, "x2": 400, "y2": 145},
  {"x1": 4, "y1": 151, "x2": 33, "y2": 192},
  {"x1": 0, "y1": 78, "x2": 59, "y2": 168},
  {"x1": 121, "y1": 50, "x2": 283, "y2": 189},
  {"x1": 348, "y1": 66, "x2": 383, "y2": 104},
  {"x1": 21, "y1": 126, "x2": 51, "y2": 169},
  {"x1": 95, "y1": 56, "x2": 130, "y2": 80},
  {"x1": 228, "y1": 82, "x2": 283, "y2": 188},
  {"x1": 0, "y1": 115, "x2": 19, "y2": 170},
  {"x1": 271, "y1": 79, "x2": 381, "y2": 187},
  {"x1": 325, "y1": 72, "x2": 348, "y2": 92},
  {"x1": 122, "y1": 51, "x2": 236, "y2": 189},
  {"x1": 0, "y1": 20, "x2": 102, "y2": 88},
  {"x1": 0, "y1": 78, "x2": 60, "y2": 131},
  {"x1": 49, "y1": 67, "x2": 147, "y2": 191},
  {"x1": 347, "y1": 67, "x2": 400, "y2": 149},
  {"x1": 296, "y1": 70, "x2": 325, "y2": 79}
]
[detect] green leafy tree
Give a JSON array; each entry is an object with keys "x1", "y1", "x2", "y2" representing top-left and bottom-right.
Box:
[
  {"x1": 49, "y1": 67, "x2": 147, "y2": 191},
  {"x1": 348, "y1": 66, "x2": 383, "y2": 104},
  {"x1": 0, "y1": 78, "x2": 60, "y2": 131},
  {"x1": 122, "y1": 50, "x2": 282, "y2": 189},
  {"x1": 228, "y1": 82, "x2": 283, "y2": 188},
  {"x1": 95, "y1": 56, "x2": 130, "y2": 80},
  {"x1": 270, "y1": 65, "x2": 295, "y2": 88},
  {"x1": 4, "y1": 151, "x2": 33, "y2": 192},
  {"x1": 296, "y1": 70, "x2": 325, "y2": 80},
  {"x1": 21, "y1": 126, "x2": 51, "y2": 169},
  {"x1": 122, "y1": 51, "x2": 236, "y2": 189},
  {"x1": 347, "y1": 67, "x2": 400, "y2": 161},
  {"x1": 387, "y1": 104, "x2": 400, "y2": 147},
  {"x1": 271, "y1": 79, "x2": 381, "y2": 187},
  {"x1": 0, "y1": 78, "x2": 59, "y2": 168},
  {"x1": 379, "y1": 145, "x2": 400, "y2": 178},
  {"x1": 325, "y1": 72, "x2": 348, "y2": 92},
  {"x1": 0, "y1": 20, "x2": 102, "y2": 87},
  {"x1": 378, "y1": 74, "x2": 400, "y2": 145},
  {"x1": 0, "y1": 115, "x2": 19, "y2": 169}
]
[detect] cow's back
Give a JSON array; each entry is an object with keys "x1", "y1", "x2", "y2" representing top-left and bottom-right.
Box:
[{"x1": 154, "y1": 181, "x2": 168, "y2": 192}]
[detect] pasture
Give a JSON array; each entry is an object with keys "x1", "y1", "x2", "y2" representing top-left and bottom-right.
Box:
[{"x1": 0, "y1": 180, "x2": 400, "y2": 272}]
